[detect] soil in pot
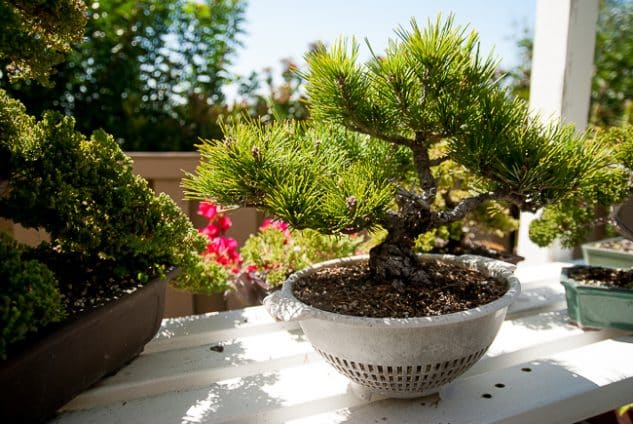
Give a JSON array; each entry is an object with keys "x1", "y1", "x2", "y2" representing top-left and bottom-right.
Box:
[
  {"x1": 293, "y1": 258, "x2": 507, "y2": 318},
  {"x1": 593, "y1": 238, "x2": 633, "y2": 254},
  {"x1": 566, "y1": 266, "x2": 633, "y2": 289}
]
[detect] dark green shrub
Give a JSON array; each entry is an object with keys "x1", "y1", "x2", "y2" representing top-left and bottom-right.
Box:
[
  {"x1": 0, "y1": 234, "x2": 65, "y2": 359},
  {"x1": 0, "y1": 0, "x2": 218, "y2": 359},
  {"x1": 0, "y1": 89, "x2": 216, "y2": 356},
  {"x1": 0, "y1": 89, "x2": 206, "y2": 284}
]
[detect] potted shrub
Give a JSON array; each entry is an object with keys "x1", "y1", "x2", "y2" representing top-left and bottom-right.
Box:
[
  {"x1": 195, "y1": 200, "x2": 366, "y2": 308},
  {"x1": 0, "y1": 3, "x2": 215, "y2": 421},
  {"x1": 183, "y1": 17, "x2": 631, "y2": 398},
  {"x1": 581, "y1": 236, "x2": 633, "y2": 269},
  {"x1": 531, "y1": 125, "x2": 633, "y2": 331},
  {"x1": 581, "y1": 190, "x2": 633, "y2": 269},
  {"x1": 579, "y1": 129, "x2": 633, "y2": 269}
]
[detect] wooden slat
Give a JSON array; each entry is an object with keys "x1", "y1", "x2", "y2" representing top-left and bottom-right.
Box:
[{"x1": 289, "y1": 336, "x2": 633, "y2": 424}]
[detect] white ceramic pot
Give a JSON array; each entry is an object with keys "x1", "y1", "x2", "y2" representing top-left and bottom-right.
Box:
[{"x1": 264, "y1": 254, "x2": 520, "y2": 399}]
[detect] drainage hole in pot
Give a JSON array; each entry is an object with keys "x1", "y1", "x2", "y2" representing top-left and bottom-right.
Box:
[
  {"x1": 521, "y1": 367, "x2": 532, "y2": 372},
  {"x1": 482, "y1": 393, "x2": 493, "y2": 399},
  {"x1": 495, "y1": 383, "x2": 505, "y2": 388}
]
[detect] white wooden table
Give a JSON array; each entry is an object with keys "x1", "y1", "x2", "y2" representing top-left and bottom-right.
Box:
[{"x1": 54, "y1": 263, "x2": 633, "y2": 424}]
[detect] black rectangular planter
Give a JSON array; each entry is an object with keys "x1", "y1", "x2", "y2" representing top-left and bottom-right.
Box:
[{"x1": 0, "y1": 270, "x2": 174, "y2": 422}]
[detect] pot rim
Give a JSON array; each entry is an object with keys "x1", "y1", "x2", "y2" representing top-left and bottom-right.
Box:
[
  {"x1": 273, "y1": 253, "x2": 521, "y2": 327},
  {"x1": 561, "y1": 265, "x2": 633, "y2": 294}
]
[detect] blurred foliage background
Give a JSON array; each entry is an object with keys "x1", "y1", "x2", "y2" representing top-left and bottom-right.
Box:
[{"x1": 503, "y1": 0, "x2": 633, "y2": 129}]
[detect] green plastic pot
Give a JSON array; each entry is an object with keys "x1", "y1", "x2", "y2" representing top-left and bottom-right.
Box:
[
  {"x1": 581, "y1": 237, "x2": 633, "y2": 269},
  {"x1": 561, "y1": 266, "x2": 633, "y2": 331}
]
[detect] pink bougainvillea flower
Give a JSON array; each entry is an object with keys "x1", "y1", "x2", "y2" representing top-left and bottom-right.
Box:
[
  {"x1": 260, "y1": 218, "x2": 288, "y2": 232},
  {"x1": 197, "y1": 201, "x2": 218, "y2": 220},
  {"x1": 246, "y1": 264, "x2": 259, "y2": 273},
  {"x1": 216, "y1": 215, "x2": 232, "y2": 232},
  {"x1": 260, "y1": 218, "x2": 291, "y2": 239},
  {"x1": 199, "y1": 224, "x2": 220, "y2": 239},
  {"x1": 206, "y1": 236, "x2": 242, "y2": 266}
]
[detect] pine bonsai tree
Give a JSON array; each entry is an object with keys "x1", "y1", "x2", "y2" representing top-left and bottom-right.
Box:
[{"x1": 184, "y1": 17, "x2": 631, "y2": 284}]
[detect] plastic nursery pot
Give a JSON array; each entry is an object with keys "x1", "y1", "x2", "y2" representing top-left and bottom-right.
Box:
[
  {"x1": 581, "y1": 237, "x2": 633, "y2": 269},
  {"x1": 561, "y1": 266, "x2": 633, "y2": 331},
  {"x1": 0, "y1": 269, "x2": 175, "y2": 423},
  {"x1": 264, "y1": 254, "x2": 520, "y2": 400}
]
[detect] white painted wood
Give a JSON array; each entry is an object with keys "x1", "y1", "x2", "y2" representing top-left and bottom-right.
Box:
[
  {"x1": 288, "y1": 336, "x2": 633, "y2": 424},
  {"x1": 517, "y1": 0, "x2": 600, "y2": 263},
  {"x1": 53, "y1": 264, "x2": 633, "y2": 424},
  {"x1": 146, "y1": 306, "x2": 299, "y2": 354}
]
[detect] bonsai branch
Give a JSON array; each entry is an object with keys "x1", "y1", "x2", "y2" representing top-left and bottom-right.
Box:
[{"x1": 436, "y1": 191, "x2": 528, "y2": 226}]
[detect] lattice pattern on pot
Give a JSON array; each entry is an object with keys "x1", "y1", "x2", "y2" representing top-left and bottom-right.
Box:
[{"x1": 315, "y1": 346, "x2": 489, "y2": 394}]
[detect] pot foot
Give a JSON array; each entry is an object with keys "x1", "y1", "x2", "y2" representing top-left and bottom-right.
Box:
[{"x1": 348, "y1": 381, "x2": 441, "y2": 401}]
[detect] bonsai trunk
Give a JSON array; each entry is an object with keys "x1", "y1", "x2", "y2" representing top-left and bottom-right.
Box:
[{"x1": 368, "y1": 195, "x2": 432, "y2": 285}]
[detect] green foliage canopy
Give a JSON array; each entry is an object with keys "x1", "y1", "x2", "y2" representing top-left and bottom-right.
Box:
[
  {"x1": 0, "y1": 88, "x2": 208, "y2": 285},
  {"x1": 0, "y1": 234, "x2": 65, "y2": 360},
  {"x1": 3, "y1": 0, "x2": 246, "y2": 151},
  {"x1": 0, "y1": 0, "x2": 86, "y2": 84},
  {"x1": 505, "y1": 0, "x2": 633, "y2": 128}
]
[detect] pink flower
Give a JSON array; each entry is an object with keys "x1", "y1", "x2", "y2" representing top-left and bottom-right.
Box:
[
  {"x1": 198, "y1": 201, "x2": 218, "y2": 220},
  {"x1": 206, "y1": 236, "x2": 242, "y2": 266},
  {"x1": 246, "y1": 264, "x2": 259, "y2": 273},
  {"x1": 260, "y1": 218, "x2": 291, "y2": 239},
  {"x1": 216, "y1": 215, "x2": 232, "y2": 232},
  {"x1": 260, "y1": 218, "x2": 289, "y2": 232},
  {"x1": 199, "y1": 224, "x2": 220, "y2": 239}
]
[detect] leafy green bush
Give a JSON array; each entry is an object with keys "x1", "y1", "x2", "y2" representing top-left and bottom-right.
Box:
[
  {"x1": 0, "y1": 0, "x2": 216, "y2": 359},
  {"x1": 530, "y1": 125, "x2": 633, "y2": 247},
  {"x1": 240, "y1": 222, "x2": 364, "y2": 287},
  {"x1": 0, "y1": 89, "x2": 207, "y2": 285},
  {"x1": 0, "y1": 89, "x2": 216, "y2": 356},
  {"x1": 0, "y1": 234, "x2": 65, "y2": 359},
  {"x1": 0, "y1": 0, "x2": 86, "y2": 85}
]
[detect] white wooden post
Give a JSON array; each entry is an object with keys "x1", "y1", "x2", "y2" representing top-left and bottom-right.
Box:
[{"x1": 516, "y1": 0, "x2": 599, "y2": 263}]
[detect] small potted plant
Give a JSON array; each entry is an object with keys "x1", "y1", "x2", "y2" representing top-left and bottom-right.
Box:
[
  {"x1": 581, "y1": 127, "x2": 633, "y2": 269},
  {"x1": 530, "y1": 125, "x2": 633, "y2": 331},
  {"x1": 581, "y1": 236, "x2": 633, "y2": 269},
  {"x1": 184, "y1": 16, "x2": 630, "y2": 398},
  {"x1": 0, "y1": 3, "x2": 213, "y2": 421},
  {"x1": 194, "y1": 200, "x2": 365, "y2": 308}
]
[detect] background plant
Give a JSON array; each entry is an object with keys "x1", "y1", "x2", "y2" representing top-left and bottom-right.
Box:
[
  {"x1": 195, "y1": 201, "x2": 364, "y2": 290},
  {"x1": 530, "y1": 124, "x2": 633, "y2": 247},
  {"x1": 0, "y1": 0, "x2": 86, "y2": 85},
  {"x1": 0, "y1": 0, "x2": 216, "y2": 359},
  {"x1": 504, "y1": 0, "x2": 633, "y2": 128},
  {"x1": 503, "y1": 0, "x2": 633, "y2": 243},
  {"x1": 185, "y1": 16, "x2": 631, "y2": 283},
  {"x1": 2, "y1": 0, "x2": 246, "y2": 151}
]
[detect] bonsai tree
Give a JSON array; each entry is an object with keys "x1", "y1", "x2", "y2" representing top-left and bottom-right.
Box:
[
  {"x1": 184, "y1": 17, "x2": 631, "y2": 286},
  {"x1": 0, "y1": 1, "x2": 224, "y2": 359}
]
